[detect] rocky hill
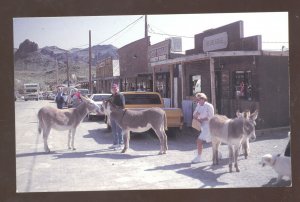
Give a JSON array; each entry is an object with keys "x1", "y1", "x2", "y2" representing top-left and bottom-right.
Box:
[{"x1": 14, "y1": 39, "x2": 119, "y2": 91}]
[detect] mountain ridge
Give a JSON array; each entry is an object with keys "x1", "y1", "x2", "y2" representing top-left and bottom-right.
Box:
[{"x1": 14, "y1": 39, "x2": 119, "y2": 90}]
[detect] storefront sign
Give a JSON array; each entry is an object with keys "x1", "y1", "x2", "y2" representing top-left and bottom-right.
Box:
[
  {"x1": 170, "y1": 37, "x2": 182, "y2": 52},
  {"x1": 203, "y1": 32, "x2": 228, "y2": 52},
  {"x1": 149, "y1": 40, "x2": 170, "y2": 62}
]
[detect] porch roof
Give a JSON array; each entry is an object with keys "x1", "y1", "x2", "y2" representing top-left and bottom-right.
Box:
[{"x1": 150, "y1": 50, "x2": 288, "y2": 67}]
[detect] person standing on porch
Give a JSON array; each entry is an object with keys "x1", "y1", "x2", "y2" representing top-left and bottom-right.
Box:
[
  {"x1": 108, "y1": 83, "x2": 125, "y2": 149},
  {"x1": 191, "y1": 92, "x2": 215, "y2": 163}
]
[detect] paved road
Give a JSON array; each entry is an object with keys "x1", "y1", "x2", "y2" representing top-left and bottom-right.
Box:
[{"x1": 15, "y1": 99, "x2": 291, "y2": 192}]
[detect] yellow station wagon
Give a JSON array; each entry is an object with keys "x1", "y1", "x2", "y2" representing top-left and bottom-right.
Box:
[{"x1": 121, "y1": 91, "x2": 184, "y2": 130}]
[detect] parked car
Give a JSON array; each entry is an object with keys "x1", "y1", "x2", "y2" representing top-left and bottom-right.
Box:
[
  {"x1": 47, "y1": 93, "x2": 56, "y2": 100},
  {"x1": 87, "y1": 93, "x2": 111, "y2": 120}
]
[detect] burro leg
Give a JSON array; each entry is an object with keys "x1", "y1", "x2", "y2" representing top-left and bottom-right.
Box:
[
  {"x1": 121, "y1": 130, "x2": 130, "y2": 153},
  {"x1": 234, "y1": 145, "x2": 240, "y2": 172},
  {"x1": 70, "y1": 128, "x2": 77, "y2": 150},
  {"x1": 43, "y1": 128, "x2": 51, "y2": 153},
  {"x1": 228, "y1": 145, "x2": 234, "y2": 172},
  {"x1": 153, "y1": 128, "x2": 167, "y2": 155}
]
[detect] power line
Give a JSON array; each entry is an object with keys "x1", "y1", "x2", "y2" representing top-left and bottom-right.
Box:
[
  {"x1": 148, "y1": 30, "x2": 193, "y2": 39},
  {"x1": 104, "y1": 18, "x2": 143, "y2": 45},
  {"x1": 95, "y1": 15, "x2": 144, "y2": 45},
  {"x1": 67, "y1": 15, "x2": 144, "y2": 50},
  {"x1": 148, "y1": 24, "x2": 193, "y2": 39}
]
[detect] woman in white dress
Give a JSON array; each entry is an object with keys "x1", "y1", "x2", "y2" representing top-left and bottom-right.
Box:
[{"x1": 191, "y1": 93, "x2": 215, "y2": 163}]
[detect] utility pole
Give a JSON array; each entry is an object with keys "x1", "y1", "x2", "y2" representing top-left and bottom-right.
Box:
[
  {"x1": 56, "y1": 58, "x2": 58, "y2": 85},
  {"x1": 145, "y1": 15, "x2": 148, "y2": 39},
  {"x1": 89, "y1": 30, "x2": 92, "y2": 93},
  {"x1": 66, "y1": 51, "x2": 69, "y2": 87}
]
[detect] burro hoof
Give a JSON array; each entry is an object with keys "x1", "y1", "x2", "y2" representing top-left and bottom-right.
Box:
[{"x1": 121, "y1": 149, "x2": 126, "y2": 153}]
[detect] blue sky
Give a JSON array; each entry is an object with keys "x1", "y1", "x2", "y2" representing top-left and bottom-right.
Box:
[{"x1": 13, "y1": 12, "x2": 288, "y2": 52}]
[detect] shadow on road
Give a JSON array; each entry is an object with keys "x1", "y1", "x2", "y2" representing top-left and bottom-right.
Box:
[
  {"x1": 145, "y1": 162, "x2": 228, "y2": 188},
  {"x1": 16, "y1": 152, "x2": 50, "y2": 158},
  {"x1": 16, "y1": 148, "x2": 157, "y2": 160},
  {"x1": 262, "y1": 178, "x2": 292, "y2": 187},
  {"x1": 51, "y1": 149, "x2": 156, "y2": 160},
  {"x1": 179, "y1": 165, "x2": 228, "y2": 188},
  {"x1": 84, "y1": 128, "x2": 201, "y2": 152}
]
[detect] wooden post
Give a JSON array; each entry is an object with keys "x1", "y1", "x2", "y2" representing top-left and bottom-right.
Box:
[
  {"x1": 169, "y1": 64, "x2": 174, "y2": 107},
  {"x1": 210, "y1": 57, "x2": 217, "y2": 112},
  {"x1": 66, "y1": 52, "x2": 69, "y2": 87},
  {"x1": 180, "y1": 62, "x2": 185, "y2": 103},
  {"x1": 56, "y1": 58, "x2": 58, "y2": 85},
  {"x1": 89, "y1": 30, "x2": 92, "y2": 93},
  {"x1": 152, "y1": 66, "x2": 156, "y2": 92}
]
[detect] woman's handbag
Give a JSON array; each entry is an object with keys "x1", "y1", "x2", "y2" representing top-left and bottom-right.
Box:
[{"x1": 192, "y1": 118, "x2": 201, "y2": 131}]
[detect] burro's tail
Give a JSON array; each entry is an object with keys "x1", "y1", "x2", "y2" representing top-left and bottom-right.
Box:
[
  {"x1": 164, "y1": 111, "x2": 168, "y2": 131},
  {"x1": 37, "y1": 109, "x2": 43, "y2": 134}
]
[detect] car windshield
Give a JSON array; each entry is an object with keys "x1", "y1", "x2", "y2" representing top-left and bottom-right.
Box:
[
  {"x1": 92, "y1": 94, "x2": 111, "y2": 101},
  {"x1": 123, "y1": 94, "x2": 161, "y2": 104}
]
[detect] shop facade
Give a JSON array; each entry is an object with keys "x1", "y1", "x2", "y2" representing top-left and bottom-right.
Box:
[
  {"x1": 118, "y1": 37, "x2": 151, "y2": 92},
  {"x1": 95, "y1": 56, "x2": 120, "y2": 93},
  {"x1": 150, "y1": 21, "x2": 289, "y2": 129},
  {"x1": 148, "y1": 38, "x2": 183, "y2": 104}
]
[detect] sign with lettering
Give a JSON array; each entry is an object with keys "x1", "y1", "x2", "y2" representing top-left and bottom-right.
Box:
[
  {"x1": 203, "y1": 32, "x2": 228, "y2": 52},
  {"x1": 148, "y1": 40, "x2": 170, "y2": 63}
]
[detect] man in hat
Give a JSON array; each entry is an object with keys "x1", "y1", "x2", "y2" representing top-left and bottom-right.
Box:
[
  {"x1": 108, "y1": 83, "x2": 125, "y2": 149},
  {"x1": 191, "y1": 92, "x2": 215, "y2": 163}
]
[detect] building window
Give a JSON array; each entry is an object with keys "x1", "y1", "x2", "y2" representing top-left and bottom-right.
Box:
[
  {"x1": 191, "y1": 75, "x2": 201, "y2": 95},
  {"x1": 233, "y1": 70, "x2": 252, "y2": 100}
]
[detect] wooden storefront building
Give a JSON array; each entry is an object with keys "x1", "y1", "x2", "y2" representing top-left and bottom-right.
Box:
[
  {"x1": 95, "y1": 57, "x2": 120, "y2": 93},
  {"x1": 150, "y1": 21, "x2": 289, "y2": 129},
  {"x1": 118, "y1": 37, "x2": 152, "y2": 92}
]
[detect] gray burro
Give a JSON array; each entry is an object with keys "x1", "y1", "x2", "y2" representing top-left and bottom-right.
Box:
[
  {"x1": 101, "y1": 99, "x2": 168, "y2": 155},
  {"x1": 37, "y1": 96, "x2": 101, "y2": 153}
]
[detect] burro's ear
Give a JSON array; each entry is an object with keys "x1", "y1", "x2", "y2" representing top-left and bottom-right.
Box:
[
  {"x1": 250, "y1": 110, "x2": 258, "y2": 121},
  {"x1": 81, "y1": 95, "x2": 88, "y2": 102}
]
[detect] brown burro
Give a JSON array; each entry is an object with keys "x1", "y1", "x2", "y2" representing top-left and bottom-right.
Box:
[
  {"x1": 101, "y1": 100, "x2": 168, "y2": 155},
  {"x1": 209, "y1": 110, "x2": 258, "y2": 172},
  {"x1": 37, "y1": 96, "x2": 101, "y2": 153}
]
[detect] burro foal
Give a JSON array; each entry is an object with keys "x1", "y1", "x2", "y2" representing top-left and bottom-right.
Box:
[
  {"x1": 209, "y1": 110, "x2": 258, "y2": 172},
  {"x1": 37, "y1": 96, "x2": 101, "y2": 153},
  {"x1": 101, "y1": 100, "x2": 168, "y2": 155}
]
